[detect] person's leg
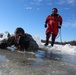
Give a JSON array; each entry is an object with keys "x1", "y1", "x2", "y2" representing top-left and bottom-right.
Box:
[
  {"x1": 45, "y1": 32, "x2": 51, "y2": 46},
  {"x1": 51, "y1": 34, "x2": 57, "y2": 46}
]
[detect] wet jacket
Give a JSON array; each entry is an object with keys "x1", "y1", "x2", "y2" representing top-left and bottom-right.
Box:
[
  {"x1": 45, "y1": 14, "x2": 62, "y2": 35},
  {"x1": 0, "y1": 34, "x2": 30, "y2": 50}
]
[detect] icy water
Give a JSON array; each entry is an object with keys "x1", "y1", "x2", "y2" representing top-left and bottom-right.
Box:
[
  {"x1": 0, "y1": 55, "x2": 8, "y2": 61},
  {"x1": 0, "y1": 49, "x2": 76, "y2": 75}
]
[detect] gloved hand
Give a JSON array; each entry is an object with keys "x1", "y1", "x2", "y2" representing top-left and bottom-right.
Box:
[
  {"x1": 44, "y1": 23, "x2": 47, "y2": 28},
  {"x1": 58, "y1": 26, "x2": 61, "y2": 29}
]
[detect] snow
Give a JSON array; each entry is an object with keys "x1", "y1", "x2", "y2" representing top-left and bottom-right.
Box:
[
  {"x1": 0, "y1": 32, "x2": 9, "y2": 41},
  {"x1": 33, "y1": 36, "x2": 76, "y2": 55}
]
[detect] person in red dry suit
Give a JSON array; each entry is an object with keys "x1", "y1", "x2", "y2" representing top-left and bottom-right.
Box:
[{"x1": 44, "y1": 8, "x2": 63, "y2": 46}]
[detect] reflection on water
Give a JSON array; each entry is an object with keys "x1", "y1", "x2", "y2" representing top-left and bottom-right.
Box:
[
  {"x1": 61, "y1": 54, "x2": 76, "y2": 65},
  {"x1": 35, "y1": 50, "x2": 76, "y2": 65},
  {"x1": 0, "y1": 55, "x2": 8, "y2": 61},
  {"x1": 0, "y1": 49, "x2": 76, "y2": 75},
  {"x1": 0, "y1": 49, "x2": 76, "y2": 66}
]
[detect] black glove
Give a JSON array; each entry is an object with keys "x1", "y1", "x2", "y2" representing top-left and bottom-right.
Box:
[
  {"x1": 44, "y1": 23, "x2": 47, "y2": 28},
  {"x1": 58, "y1": 26, "x2": 61, "y2": 29}
]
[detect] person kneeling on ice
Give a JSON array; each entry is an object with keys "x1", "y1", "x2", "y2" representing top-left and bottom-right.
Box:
[
  {"x1": 44, "y1": 8, "x2": 63, "y2": 46},
  {"x1": 0, "y1": 27, "x2": 30, "y2": 51}
]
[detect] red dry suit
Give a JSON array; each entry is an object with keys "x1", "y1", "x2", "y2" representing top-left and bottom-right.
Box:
[{"x1": 45, "y1": 14, "x2": 62, "y2": 35}]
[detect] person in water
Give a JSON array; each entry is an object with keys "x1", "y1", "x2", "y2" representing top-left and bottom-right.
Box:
[{"x1": 0, "y1": 27, "x2": 30, "y2": 51}]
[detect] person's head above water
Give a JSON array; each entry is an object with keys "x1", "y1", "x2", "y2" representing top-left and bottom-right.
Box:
[{"x1": 14, "y1": 27, "x2": 25, "y2": 40}]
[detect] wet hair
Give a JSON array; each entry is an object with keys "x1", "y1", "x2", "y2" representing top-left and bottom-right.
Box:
[
  {"x1": 15, "y1": 27, "x2": 25, "y2": 35},
  {"x1": 52, "y1": 8, "x2": 58, "y2": 12}
]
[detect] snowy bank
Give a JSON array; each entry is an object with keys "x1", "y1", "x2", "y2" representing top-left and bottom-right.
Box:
[{"x1": 33, "y1": 36, "x2": 76, "y2": 55}]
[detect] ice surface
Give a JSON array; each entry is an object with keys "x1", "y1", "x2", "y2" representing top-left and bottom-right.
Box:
[{"x1": 0, "y1": 35, "x2": 76, "y2": 75}]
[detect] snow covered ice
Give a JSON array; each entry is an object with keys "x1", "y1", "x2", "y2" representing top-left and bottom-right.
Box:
[
  {"x1": 0, "y1": 34, "x2": 76, "y2": 75},
  {"x1": 35, "y1": 36, "x2": 76, "y2": 55}
]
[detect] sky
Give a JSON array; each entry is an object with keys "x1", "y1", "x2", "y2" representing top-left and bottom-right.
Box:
[{"x1": 0, "y1": 0, "x2": 76, "y2": 42}]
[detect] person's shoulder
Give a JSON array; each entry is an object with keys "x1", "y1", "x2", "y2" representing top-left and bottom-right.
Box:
[
  {"x1": 57, "y1": 14, "x2": 62, "y2": 17},
  {"x1": 47, "y1": 15, "x2": 51, "y2": 18},
  {"x1": 48, "y1": 15, "x2": 51, "y2": 16},
  {"x1": 7, "y1": 36, "x2": 15, "y2": 41},
  {"x1": 57, "y1": 14, "x2": 62, "y2": 20}
]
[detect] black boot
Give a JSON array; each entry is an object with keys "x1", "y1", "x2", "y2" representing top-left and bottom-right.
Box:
[
  {"x1": 44, "y1": 40, "x2": 48, "y2": 46},
  {"x1": 51, "y1": 34, "x2": 56, "y2": 47},
  {"x1": 51, "y1": 42, "x2": 54, "y2": 46}
]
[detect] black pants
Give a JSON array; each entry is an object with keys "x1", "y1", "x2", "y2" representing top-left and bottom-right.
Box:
[{"x1": 46, "y1": 32, "x2": 57, "y2": 46}]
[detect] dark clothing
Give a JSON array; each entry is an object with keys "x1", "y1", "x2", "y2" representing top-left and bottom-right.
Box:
[
  {"x1": 45, "y1": 32, "x2": 57, "y2": 46},
  {"x1": 0, "y1": 34, "x2": 30, "y2": 51},
  {"x1": 17, "y1": 35, "x2": 30, "y2": 50}
]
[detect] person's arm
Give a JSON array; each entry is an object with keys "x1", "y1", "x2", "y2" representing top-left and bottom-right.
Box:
[
  {"x1": 7, "y1": 36, "x2": 15, "y2": 46},
  {"x1": 44, "y1": 15, "x2": 51, "y2": 28},
  {"x1": 58, "y1": 15, "x2": 63, "y2": 29},
  {"x1": 0, "y1": 42, "x2": 8, "y2": 49}
]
